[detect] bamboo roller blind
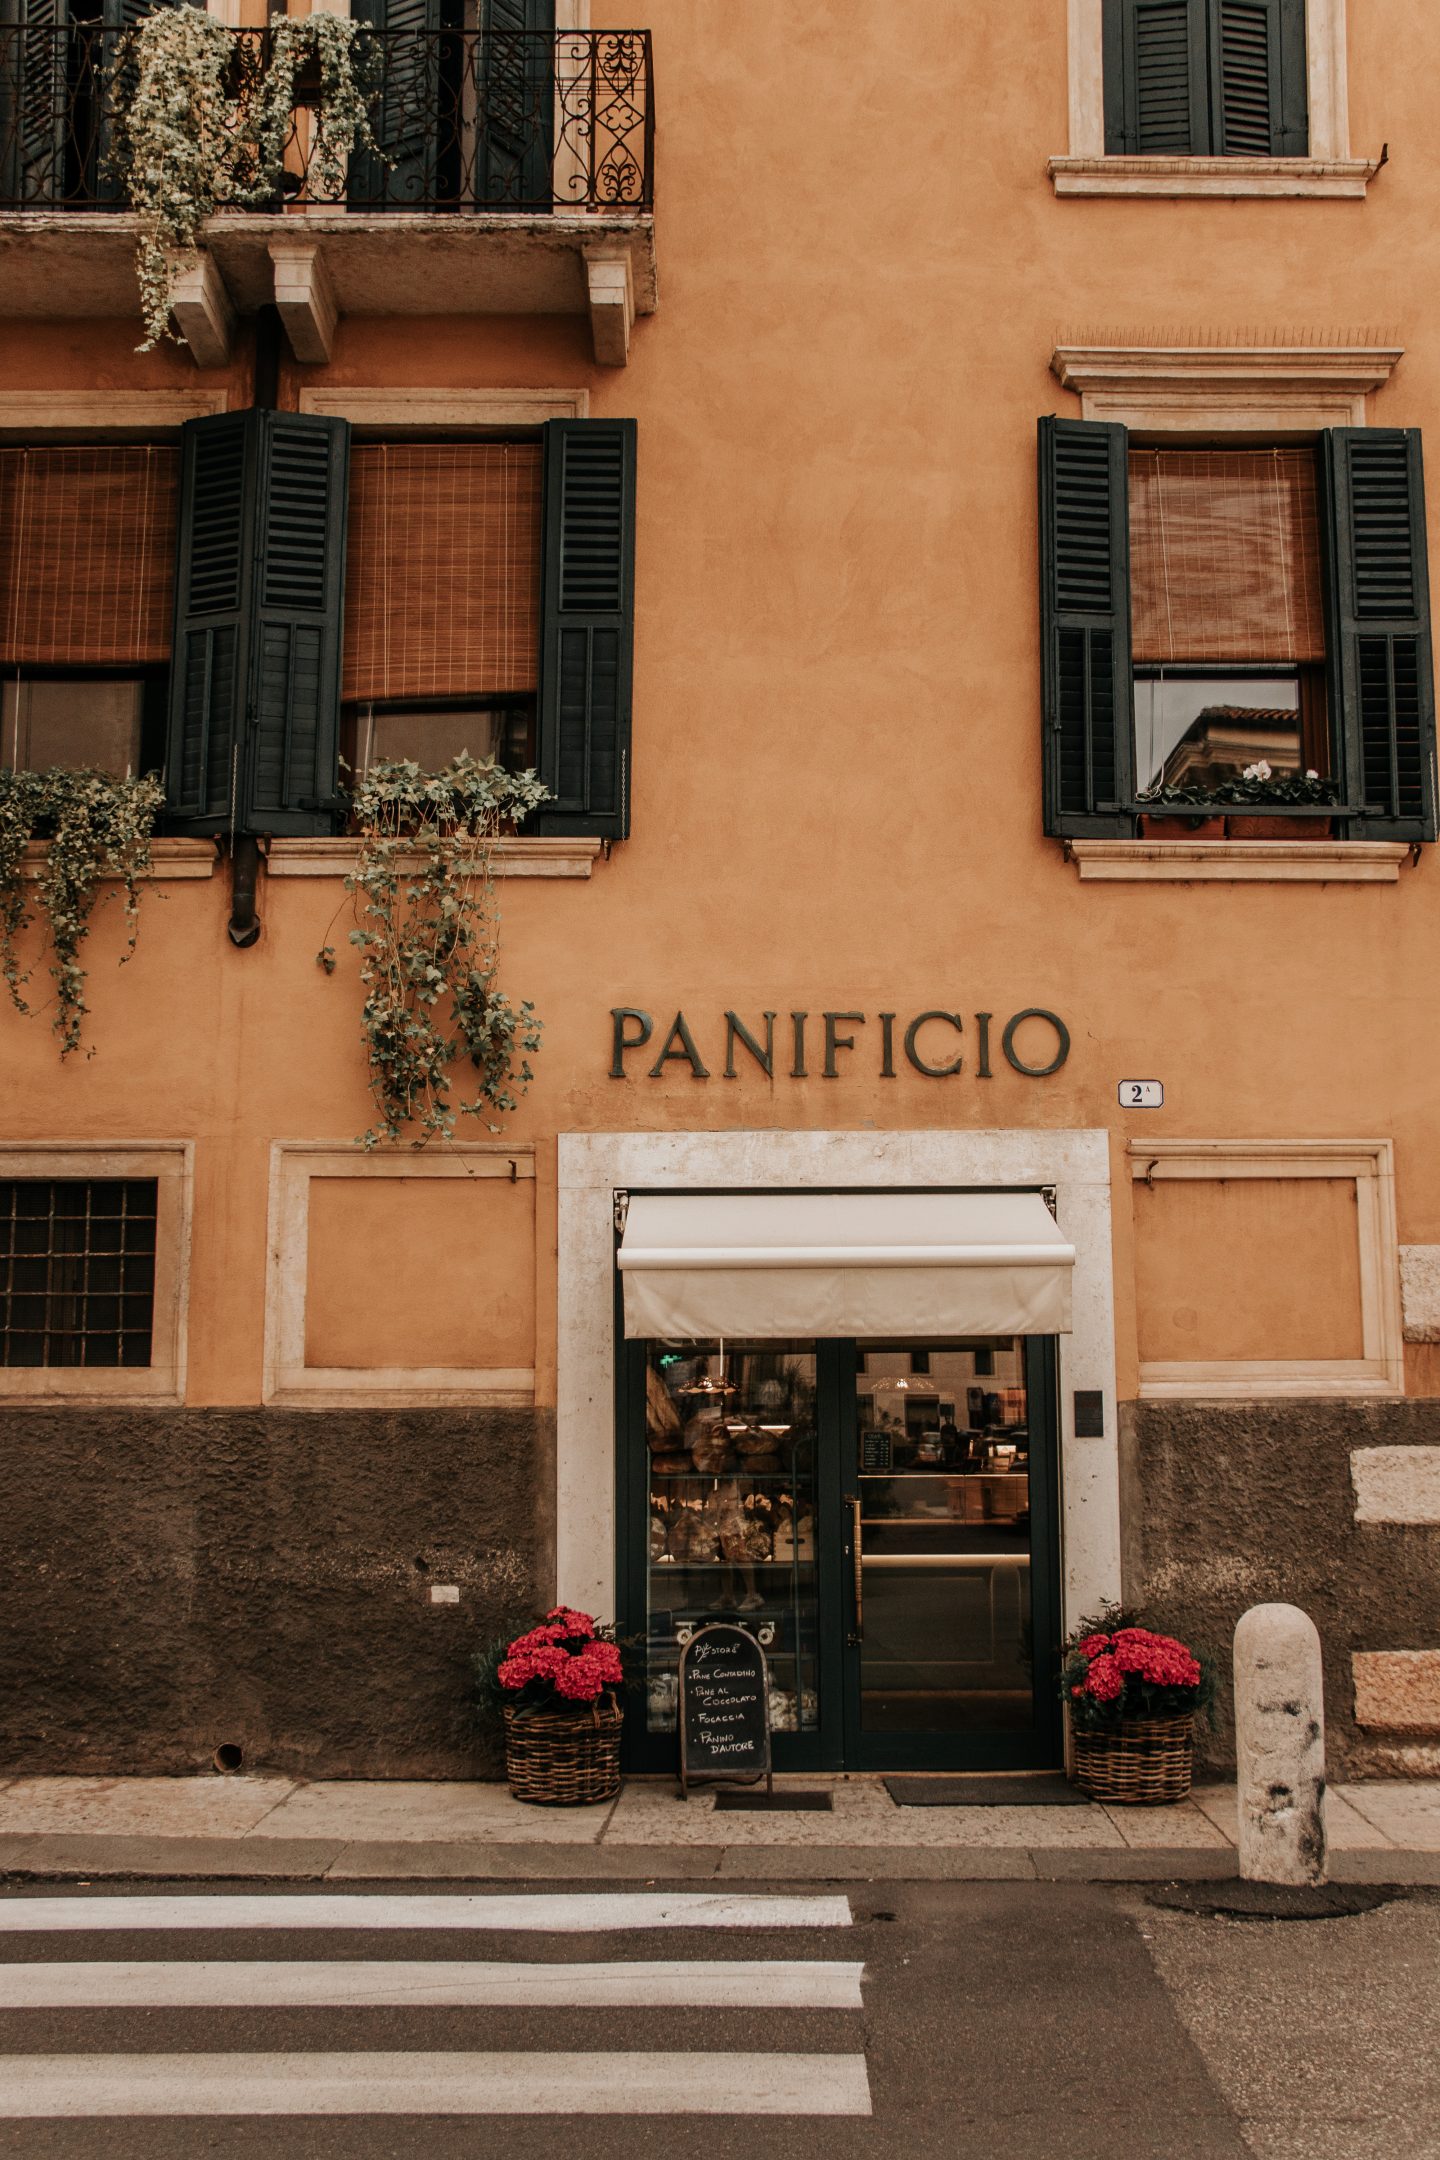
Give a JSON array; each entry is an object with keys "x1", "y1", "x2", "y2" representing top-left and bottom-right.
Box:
[
  {"x1": 342, "y1": 443, "x2": 542, "y2": 704},
  {"x1": 1129, "y1": 447, "x2": 1326, "y2": 665},
  {"x1": 0, "y1": 447, "x2": 178, "y2": 668}
]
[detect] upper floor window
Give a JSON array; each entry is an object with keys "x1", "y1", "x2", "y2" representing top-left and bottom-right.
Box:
[
  {"x1": 1039, "y1": 418, "x2": 1438, "y2": 842},
  {"x1": 0, "y1": 445, "x2": 175, "y2": 776},
  {"x1": 1104, "y1": 0, "x2": 1308, "y2": 157}
]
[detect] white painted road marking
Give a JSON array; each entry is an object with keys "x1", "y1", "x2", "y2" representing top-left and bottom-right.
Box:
[
  {"x1": 0, "y1": 1892, "x2": 853, "y2": 1934},
  {"x1": 0, "y1": 2051, "x2": 874, "y2": 2118},
  {"x1": 0, "y1": 1957, "x2": 868, "y2": 2011}
]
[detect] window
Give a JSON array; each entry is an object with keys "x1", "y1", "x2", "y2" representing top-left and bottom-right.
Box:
[
  {"x1": 0, "y1": 445, "x2": 177, "y2": 776},
  {"x1": 1103, "y1": 0, "x2": 1307, "y2": 157},
  {"x1": 0, "y1": 1178, "x2": 157, "y2": 1369},
  {"x1": 342, "y1": 441, "x2": 543, "y2": 776},
  {"x1": 165, "y1": 410, "x2": 635, "y2": 841},
  {"x1": 1039, "y1": 419, "x2": 1438, "y2": 841},
  {"x1": 1129, "y1": 447, "x2": 1328, "y2": 796}
]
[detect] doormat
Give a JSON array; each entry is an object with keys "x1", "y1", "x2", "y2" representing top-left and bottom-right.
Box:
[
  {"x1": 712, "y1": 1790, "x2": 834, "y2": 1812},
  {"x1": 883, "y1": 1774, "x2": 1090, "y2": 1807}
]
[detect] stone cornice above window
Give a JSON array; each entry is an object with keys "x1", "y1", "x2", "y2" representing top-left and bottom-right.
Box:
[
  {"x1": 1048, "y1": 154, "x2": 1381, "y2": 200},
  {"x1": 1050, "y1": 342, "x2": 1404, "y2": 434}
]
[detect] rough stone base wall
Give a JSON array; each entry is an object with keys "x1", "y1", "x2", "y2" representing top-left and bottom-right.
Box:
[
  {"x1": 0, "y1": 1407, "x2": 555, "y2": 1779},
  {"x1": 1121, "y1": 1397, "x2": 1440, "y2": 1779}
]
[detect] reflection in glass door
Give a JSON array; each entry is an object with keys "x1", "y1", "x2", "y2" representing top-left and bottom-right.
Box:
[{"x1": 843, "y1": 1338, "x2": 1061, "y2": 1769}]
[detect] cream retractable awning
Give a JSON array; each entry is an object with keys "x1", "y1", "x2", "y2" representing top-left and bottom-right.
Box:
[{"x1": 618, "y1": 1190, "x2": 1075, "y2": 1340}]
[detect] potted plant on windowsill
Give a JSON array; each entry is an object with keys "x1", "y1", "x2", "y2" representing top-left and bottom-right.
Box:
[
  {"x1": 475, "y1": 1608, "x2": 626, "y2": 1806},
  {"x1": 1061, "y1": 1607, "x2": 1215, "y2": 1805},
  {"x1": 1137, "y1": 764, "x2": 1340, "y2": 841}
]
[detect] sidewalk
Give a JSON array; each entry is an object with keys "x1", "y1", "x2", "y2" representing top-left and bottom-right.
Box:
[{"x1": 2, "y1": 1773, "x2": 1439, "y2": 1882}]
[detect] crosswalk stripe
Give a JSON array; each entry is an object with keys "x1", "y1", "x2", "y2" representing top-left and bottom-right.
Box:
[
  {"x1": 0, "y1": 2051, "x2": 874, "y2": 2118},
  {"x1": 0, "y1": 1958, "x2": 868, "y2": 2011},
  {"x1": 0, "y1": 1893, "x2": 853, "y2": 1935}
]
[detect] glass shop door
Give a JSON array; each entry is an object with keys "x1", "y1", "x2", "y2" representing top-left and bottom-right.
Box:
[{"x1": 839, "y1": 1337, "x2": 1063, "y2": 1771}]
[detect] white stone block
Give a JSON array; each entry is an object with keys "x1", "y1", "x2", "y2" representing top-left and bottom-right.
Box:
[
  {"x1": 1351, "y1": 1446, "x2": 1440, "y2": 1524},
  {"x1": 428, "y1": 1585, "x2": 461, "y2": 1606},
  {"x1": 1399, "y1": 1245, "x2": 1440, "y2": 1341}
]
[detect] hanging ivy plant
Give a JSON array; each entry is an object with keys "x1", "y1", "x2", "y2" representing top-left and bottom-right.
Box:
[
  {"x1": 318, "y1": 757, "x2": 550, "y2": 1149},
  {"x1": 108, "y1": 8, "x2": 384, "y2": 351},
  {"x1": 0, "y1": 768, "x2": 165, "y2": 1059}
]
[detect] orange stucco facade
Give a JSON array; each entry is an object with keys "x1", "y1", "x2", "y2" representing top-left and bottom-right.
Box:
[{"x1": 4, "y1": 0, "x2": 1440, "y2": 1778}]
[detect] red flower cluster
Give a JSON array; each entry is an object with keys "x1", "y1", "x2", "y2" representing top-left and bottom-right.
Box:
[
  {"x1": 497, "y1": 1610, "x2": 622, "y2": 1705},
  {"x1": 1073, "y1": 1625, "x2": 1201, "y2": 1702}
]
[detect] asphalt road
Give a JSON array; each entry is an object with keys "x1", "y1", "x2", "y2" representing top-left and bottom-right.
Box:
[{"x1": 0, "y1": 1876, "x2": 1432, "y2": 2160}]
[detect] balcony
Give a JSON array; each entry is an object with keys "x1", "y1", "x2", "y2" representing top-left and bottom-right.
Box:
[{"x1": 0, "y1": 26, "x2": 655, "y2": 365}]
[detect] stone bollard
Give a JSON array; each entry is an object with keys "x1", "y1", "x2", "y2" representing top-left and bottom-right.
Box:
[{"x1": 1233, "y1": 1603, "x2": 1327, "y2": 1886}]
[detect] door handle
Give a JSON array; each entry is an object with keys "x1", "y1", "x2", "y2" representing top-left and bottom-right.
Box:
[{"x1": 849, "y1": 1493, "x2": 863, "y2": 1644}]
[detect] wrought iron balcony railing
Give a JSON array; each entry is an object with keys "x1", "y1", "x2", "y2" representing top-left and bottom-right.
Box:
[{"x1": 0, "y1": 26, "x2": 652, "y2": 214}]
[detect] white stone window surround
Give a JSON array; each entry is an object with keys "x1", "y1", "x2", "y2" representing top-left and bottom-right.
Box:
[
  {"x1": 555, "y1": 1128, "x2": 1121, "y2": 1633},
  {"x1": 0, "y1": 1143, "x2": 193, "y2": 1405},
  {"x1": 1130, "y1": 1139, "x2": 1403, "y2": 1399},
  {"x1": 263, "y1": 1142, "x2": 537, "y2": 1408},
  {"x1": 1052, "y1": 0, "x2": 1378, "y2": 197}
]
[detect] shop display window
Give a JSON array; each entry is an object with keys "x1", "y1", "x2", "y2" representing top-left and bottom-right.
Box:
[{"x1": 643, "y1": 1339, "x2": 819, "y2": 1737}]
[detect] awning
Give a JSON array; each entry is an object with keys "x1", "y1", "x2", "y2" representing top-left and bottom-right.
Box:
[{"x1": 618, "y1": 1190, "x2": 1075, "y2": 1340}]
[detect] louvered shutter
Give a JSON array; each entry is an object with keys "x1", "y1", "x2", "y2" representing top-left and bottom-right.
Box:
[
  {"x1": 166, "y1": 412, "x2": 349, "y2": 838},
  {"x1": 1039, "y1": 417, "x2": 1135, "y2": 837},
  {"x1": 350, "y1": 0, "x2": 443, "y2": 208},
  {"x1": 534, "y1": 418, "x2": 636, "y2": 840},
  {"x1": 1324, "y1": 430, "x2": 1438, "y2": 843},
  {"x1": 477, "y1": 0, "x2": 552, "y2": 207},
  {"x1": 165, "y1": 412, "x2": 252, "y2": 831},
  {"x1": 1210, "y1": 0, "x2": 1307, "y2": 156},
  {"x1": 1105, "y1": 0, "x2": 1209, "y2": 154},
  {"x1": 245, "y1": 414, "x2": 349, "y2": 836},
  {"x1": 0, "y1": 0, "x2": 68, "y2": 207}
]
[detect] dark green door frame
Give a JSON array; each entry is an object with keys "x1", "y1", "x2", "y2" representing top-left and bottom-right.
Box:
[{"x1": 615, "y1": 1332, "x2": 1064, "y2": 1776}]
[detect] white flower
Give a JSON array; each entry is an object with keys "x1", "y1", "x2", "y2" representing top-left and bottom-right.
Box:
[
  {"x1": 1306, "y1": 769, "x2": 1320, "y2": 780},
  {"x1": 1242, "y1": 761, "x2": 1273, "y2": 782}
]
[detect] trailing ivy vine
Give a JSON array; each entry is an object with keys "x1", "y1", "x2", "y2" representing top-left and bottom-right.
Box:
[
  {"x1": 0, "y1": 768, "x2": 165, "y2": 1058},
  {"x1": 108, "y1": 8, "x2": 384, "y2": 350},
  {"x1": 318, "y1": 757, "x2": 549, "y2": 1149}
]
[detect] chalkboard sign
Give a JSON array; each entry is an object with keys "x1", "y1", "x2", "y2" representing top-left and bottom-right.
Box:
[
  {"x1": 861, "y1": 1427, "x2": 892, "y2": 1472},
  {"x1": 677, "y1": 1623, "x2": 772, "y2": 1798}
]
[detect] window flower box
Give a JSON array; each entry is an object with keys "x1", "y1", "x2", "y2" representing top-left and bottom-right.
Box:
[
  {"x1": 1137, "y1": 813, "x2": 1227, "y2": 839},
  {"x1": 1226, "y1": 813, "x2": 1335, "y2": 840}
]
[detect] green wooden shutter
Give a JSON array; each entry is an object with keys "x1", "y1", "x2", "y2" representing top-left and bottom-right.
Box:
[
  {"x1": 1210, "y1": 0, "x2": 1307, "y2": 156},
  {"x1": 1039, "y1": 417, "x2": 1134, "y2": 838},
  {"x1": 534, "y1": 417, "x2": 636, "y2": 841},
  {"x1": 1105, "y1": 0, "x2": 1209, "y2": 154},
  {"x1": 1324, "y1": 429, "x2": 1438, "y2": 843},
  {"x1": 0, "y1": 0, "x2": 68, "y2": 206},
  {"x1": 245, "y1": 414, "x2": 349, "y2": 836},
  {"x1": 478, "y1": 0, "x2": 552, "y2": 208},
  {"x1": 350, "y1": 0, "x2": 443, "y2": 207},
  {"x1": 166, "y1": 412, "x2": 349, "y2": 838},
  {"x1": 166, "y1": 412, "x2": 253, "y2": 832}
]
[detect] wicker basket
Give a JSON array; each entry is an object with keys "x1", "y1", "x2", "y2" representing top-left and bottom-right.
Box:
[
  {"x1": 503, "y1": 1698, "x2": 624, "y2": 1807},
  {"x1": 1071, "y1": 1712, "x2": 1194, "y2": 1805}
]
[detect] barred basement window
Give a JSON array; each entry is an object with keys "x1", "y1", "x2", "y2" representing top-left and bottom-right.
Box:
[{"x1": 0, "y1": 1179, "x2": 158, "y2": 1368}]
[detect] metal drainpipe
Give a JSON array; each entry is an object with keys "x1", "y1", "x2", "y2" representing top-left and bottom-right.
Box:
[
  {"x1": 225, "y1": 308, "x2": 284, "y2": 950},
  {"x1": 227, "y1": 834, "x2": 263, "y2": 948}
]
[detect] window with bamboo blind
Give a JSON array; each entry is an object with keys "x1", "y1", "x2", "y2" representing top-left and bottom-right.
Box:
[
  {"x1": 0, "y1": 446, "x2": 178, "y2": 777},
  {"x1": 1127, "y1": 445, "x2": 1330, "y2": 794},
  {"x1": 342, "y1": 442, "x2": 542, "y2": 771}
]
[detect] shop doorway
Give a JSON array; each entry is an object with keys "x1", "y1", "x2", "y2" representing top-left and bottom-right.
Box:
[{"x1": 617, "y1": 1335, "x2": 1063, "y2": 1774}]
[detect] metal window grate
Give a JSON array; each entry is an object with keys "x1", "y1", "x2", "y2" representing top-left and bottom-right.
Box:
[{"x1": 0, "y1": 1179, "x2": 157, "y2": 1369}]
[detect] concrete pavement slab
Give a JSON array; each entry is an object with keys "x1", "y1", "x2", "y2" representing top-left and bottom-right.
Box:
[
  {"x1": 1034, "y1": 1848, "x2": 1240, "y2": 1881},
  {"x1": 1191, "y1": 1783, "x2": 1382, "y2": 1850},
  {"x1": 1102, "y1": 1802, "x2": 1232, "y2": 1849},
  {"x1": 0, "y1": 1835, "x2": 347, "y2": 1879},
  {"x1": 321, "y1": 1841, "x2": 726, "y2": 1880},
  {"x1": 712, "y1": 1844, "x2": 1041, "y2": 1878},
  {"x1": 0, "y1": 1776, "x2": 298, "y2": 1838},
  {"x1": 259, "y1": 1779, "x2": 614, "y2": 1845},
  {"x1": 1334, "y1": 1780, "x2": 1440, "y2": 1849}
]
